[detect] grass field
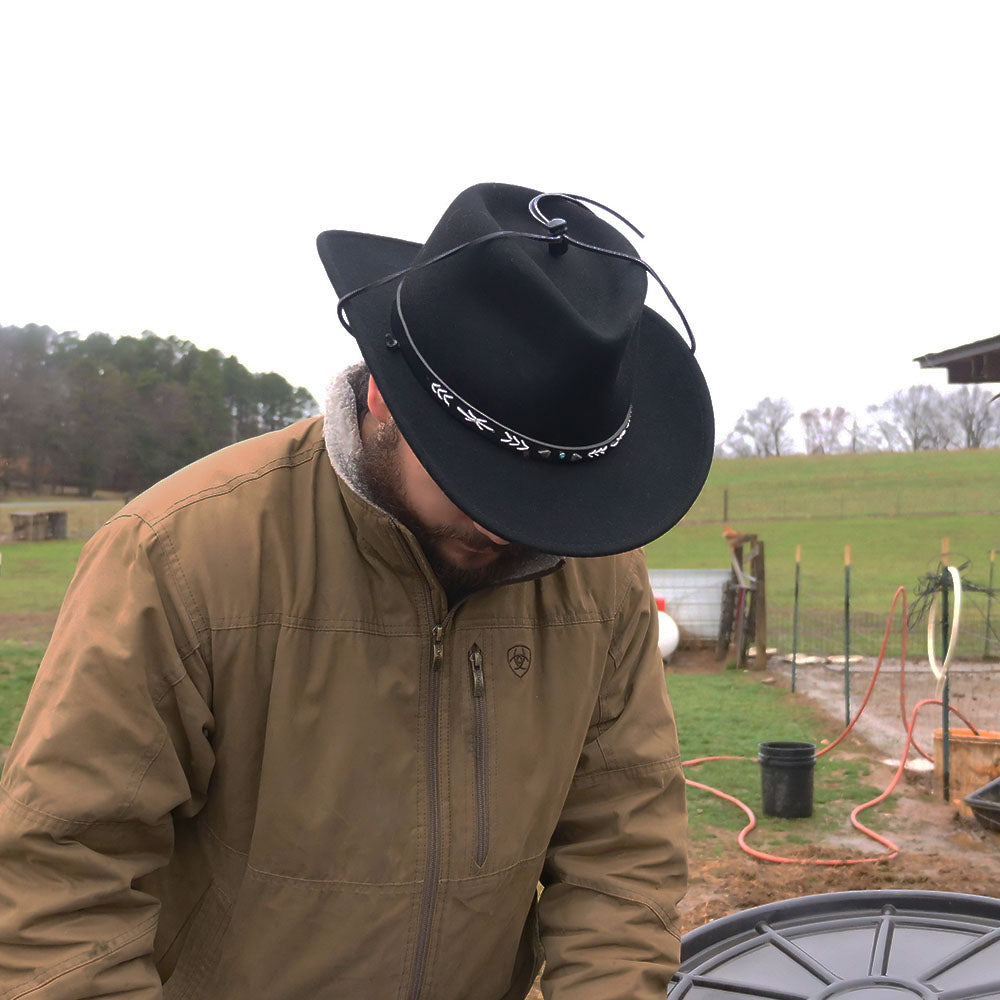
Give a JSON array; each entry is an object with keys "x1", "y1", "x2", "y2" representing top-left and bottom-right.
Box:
[
  {"x1": 647, "y1": 450, "x2": 1000, "y2": 658},
  {"x1": 0, "y1": 539, "x2": 86, "y2": 615},
  {"x1": 0, "y1": 643, "x2": 46, "y2": 744},
  {"x1": 685, "y1": 448, "x2": 1000, "y2": 523}
]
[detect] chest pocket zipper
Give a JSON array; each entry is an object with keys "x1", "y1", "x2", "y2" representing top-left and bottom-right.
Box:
[{"x1": 469, "y1": 643, "x2": 490, "y2": 868}]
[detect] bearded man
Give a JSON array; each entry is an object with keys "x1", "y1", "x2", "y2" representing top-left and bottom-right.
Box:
[{"x1": 0, "y1": 183, "x2": 713, "y2": 999}]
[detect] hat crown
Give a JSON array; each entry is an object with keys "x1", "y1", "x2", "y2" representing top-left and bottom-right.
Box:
[{"x1": 399, "y1": 183, "x2": 647, "y2": 445}]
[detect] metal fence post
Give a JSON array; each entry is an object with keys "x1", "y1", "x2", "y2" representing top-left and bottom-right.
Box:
[
  {"x1": 985, "y1": 548, "x2": 996, "y2": 660},
  {"x1": 792, "y1": 544, "x2": 801, "y2": 692},
  {"x1": 941, "y1": 564, "x2": 951, "y2": 804},
  {"x1": 844, "y1": 544, "x2": 851, "y2": 728}
]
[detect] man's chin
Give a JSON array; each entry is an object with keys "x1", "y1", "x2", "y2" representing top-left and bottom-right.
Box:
[
  {"x1": 438, "y1": 537, "x2": 503, "y2": 569},
  {"x1": 422, "y1": 540, "x2": 527, "y2": 601}
]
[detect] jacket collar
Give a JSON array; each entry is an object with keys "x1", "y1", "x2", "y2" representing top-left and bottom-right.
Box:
[{"x1": 322, "y1": 364, "x2": 563, "y2": 592}]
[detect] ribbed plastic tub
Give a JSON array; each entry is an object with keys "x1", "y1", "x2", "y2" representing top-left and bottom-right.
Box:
[
  {"x1": 671, "y1": 890, "x2": 1000, "y2": 999},
  {"x1": 933, "y1": 728, "x2": 1000, "y2": 816}
]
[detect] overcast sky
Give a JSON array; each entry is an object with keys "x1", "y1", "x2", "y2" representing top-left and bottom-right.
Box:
[{"x1": 3, "y1": 2, "x2": 998, "y2": 446}]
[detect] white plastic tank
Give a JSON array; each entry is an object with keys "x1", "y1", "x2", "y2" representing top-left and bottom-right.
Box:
[{"x1": 654, "y1": 595, "x2": 680, "y2": 659}]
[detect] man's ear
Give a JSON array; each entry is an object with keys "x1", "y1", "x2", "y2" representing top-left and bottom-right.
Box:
[{"x1": 367, "y1": 376, "x2": 393, "y2": 424}]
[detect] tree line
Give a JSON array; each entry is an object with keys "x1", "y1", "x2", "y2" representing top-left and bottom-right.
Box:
[
  {"x1": 0, "y1": 324, "x2": 319, "y2": 496},
  {"x1": 717, "y1": 385, "x2": 1000, "y2": 458}
]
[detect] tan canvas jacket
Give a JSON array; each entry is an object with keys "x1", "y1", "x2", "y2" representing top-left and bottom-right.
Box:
[{"x1": 0, "y1": 372, "x2": 687, "y2": 1000}]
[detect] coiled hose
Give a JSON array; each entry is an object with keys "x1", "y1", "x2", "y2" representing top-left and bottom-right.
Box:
[{"x1": 682, "y1": 583, "x2": 980, "y2": 865}]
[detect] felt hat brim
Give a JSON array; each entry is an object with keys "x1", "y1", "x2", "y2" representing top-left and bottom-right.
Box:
[{"x1": 318, "y1": 229, "x2": 714, "y2": 558}]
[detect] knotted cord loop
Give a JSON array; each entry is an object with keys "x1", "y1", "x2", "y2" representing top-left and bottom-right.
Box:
[{"x1": 336, "y1": 192, "x2": 697, "y2": 353}]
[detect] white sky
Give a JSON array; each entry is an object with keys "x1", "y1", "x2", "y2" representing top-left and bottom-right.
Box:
[{"x1": 2, "y1": 1, "x2": 998, "y2": 446}]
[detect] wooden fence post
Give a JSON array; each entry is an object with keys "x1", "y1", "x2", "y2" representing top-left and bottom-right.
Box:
[{"x1": 752, "y1": 541, "x2": 767, "y2": 671}]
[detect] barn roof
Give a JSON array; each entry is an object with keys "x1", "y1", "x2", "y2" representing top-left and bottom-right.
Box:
[{"x1": 914, "y1": 334, "x2": 1000, "y2": 383}]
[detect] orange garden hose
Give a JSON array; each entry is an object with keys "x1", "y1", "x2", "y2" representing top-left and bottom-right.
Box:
[{"x1": 682, "y1": 586, "x2": 982, "y2": 866}]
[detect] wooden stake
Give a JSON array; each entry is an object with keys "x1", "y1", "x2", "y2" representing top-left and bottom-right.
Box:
[
  {"x1": 844, "y1": 544, "x2": 851, "y2": 566},
  {"x1": 754, "y1": 541, "x2": 767, "y2": 671}
]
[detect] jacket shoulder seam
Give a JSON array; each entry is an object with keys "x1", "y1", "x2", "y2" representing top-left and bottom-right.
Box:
[{"x1": 118, "y1": 437, "x2": 327, "y2": 529}]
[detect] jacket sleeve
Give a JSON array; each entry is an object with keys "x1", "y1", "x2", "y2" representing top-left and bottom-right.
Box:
[
  {"x1": 537, "y1": 549, "x2": 687, "y2": 999},
  {"x1": 0, "y1": 514, "x2": 215, "y2": 999}
]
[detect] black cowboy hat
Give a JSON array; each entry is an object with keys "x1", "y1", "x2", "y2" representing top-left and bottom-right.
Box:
[{"x1": 316, "y1": 182, "x2": 713, "y2": 557}]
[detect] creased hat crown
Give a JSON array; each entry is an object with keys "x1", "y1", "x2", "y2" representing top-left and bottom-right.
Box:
[{"x1": 398, "y1": 183, "x2": 647, "y2": 446}]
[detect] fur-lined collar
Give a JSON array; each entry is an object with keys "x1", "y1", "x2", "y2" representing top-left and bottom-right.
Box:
[{"x1": 322, "y1": 364, "x2": 563, "y2": 582}]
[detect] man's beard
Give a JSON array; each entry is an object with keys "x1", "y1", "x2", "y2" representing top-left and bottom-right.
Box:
[{"x1": 358, "y1": 419, "x2": 544, "y2": 602}]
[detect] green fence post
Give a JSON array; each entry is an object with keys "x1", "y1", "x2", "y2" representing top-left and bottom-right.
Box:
[
  {"x1": 844, "y1": 544, "x2": 851, "y2": 728},
  {"x1": 985, "y1": 549, "x2": 995, "y2": 660},
  {"x1": 792, "y1": 544, "x2": 801, "y2": 692}
]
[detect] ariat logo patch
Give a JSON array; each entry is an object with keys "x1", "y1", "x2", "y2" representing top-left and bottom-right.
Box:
[{"x1": 507, "y1": 645, "x2": 532, "y2": 678}]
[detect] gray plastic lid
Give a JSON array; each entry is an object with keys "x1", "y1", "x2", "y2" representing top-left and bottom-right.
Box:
[{"x1": 671, "y1": 891, "x2": 1000, "y2": 999}]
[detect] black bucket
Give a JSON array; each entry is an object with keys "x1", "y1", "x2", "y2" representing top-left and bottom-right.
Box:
[
  {"x1": 672, "y1": 890, "x2": 1000, "y2": 999},
  {"x1": 759, "y1": 740, "x2": 816, "y2": 818}
]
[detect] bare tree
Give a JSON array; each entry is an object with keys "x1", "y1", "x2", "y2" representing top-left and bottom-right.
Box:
[
  {"x1": 872, "y1": 385, "x2": 952, "y2": 451},
  {"x1": 714, "y1": 430, "x2": 755, "y2": 458},
  {"x1": 726, "y1": 397, "x2": 795, "y2": 457},
  {"x1": 800, "y1": 406, "x2": 850, "y2": 454},
  {"x1": 847, "y1": 415, "x2": 881, "y2": 453},
  {"x1": 946, "y1": 385, "x2": 999, "y2": 449}
]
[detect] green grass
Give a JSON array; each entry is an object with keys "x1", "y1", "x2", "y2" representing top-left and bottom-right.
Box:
[
  {"x1": 668, "y1": 672, "x2": 890, "y2": 851},
  {"x1": 647, "y1": 451, "x2": 1000, "y2": 658},
  {"x1": 685, "y1": 449, "x2": 1000, "y2": 523},
  {"x1": 0, "y1": 540, "x2": 86, "y2": 615},
  {"x1": 0, "y1": 642, "x2": 45, "y2": 744}
]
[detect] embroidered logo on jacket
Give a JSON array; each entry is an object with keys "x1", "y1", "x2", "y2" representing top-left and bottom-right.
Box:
[{"x1": 507, "y1": 645, "x2": 532, "y2": 678}]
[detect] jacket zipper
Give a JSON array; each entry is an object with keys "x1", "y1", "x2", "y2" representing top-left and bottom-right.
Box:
[
  {"x1": 469, "y1": 643, "x2": 490, "y2": 868},
  {"x1": 407, "y1": 622, "x2": 445, "y2": 1000}
]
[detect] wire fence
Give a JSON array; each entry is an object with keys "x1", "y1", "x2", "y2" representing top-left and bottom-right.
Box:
[
  {"x1": 687, "y1": 481, "x2": 1000, "y2": 524},
  {"x1": 767, "y1": 598, "x2": 999, "y2": 662}
]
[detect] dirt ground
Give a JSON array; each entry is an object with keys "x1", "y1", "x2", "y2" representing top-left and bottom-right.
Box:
[
  {"x1": 673, "y1": 646, "x2": 1000, "y2": 931},
  {"x1": 0, "y1": 612, "x2": 58, "y2": 645},
  {"x1": 772, "y1": 654, "x2": 1000, "y2": 768}
]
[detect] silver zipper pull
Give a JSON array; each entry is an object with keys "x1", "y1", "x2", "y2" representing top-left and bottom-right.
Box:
[
  {"x1": 469, "y1": 643, "x2": 485, "y2": 697},
  {"x1": 432, "y1": 625, "x2": 445, "y2": 669}
]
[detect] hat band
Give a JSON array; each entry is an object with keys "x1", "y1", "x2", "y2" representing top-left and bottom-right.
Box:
[{"x1": 389, "y1": 284, "x2": 631, "y2": 463}]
